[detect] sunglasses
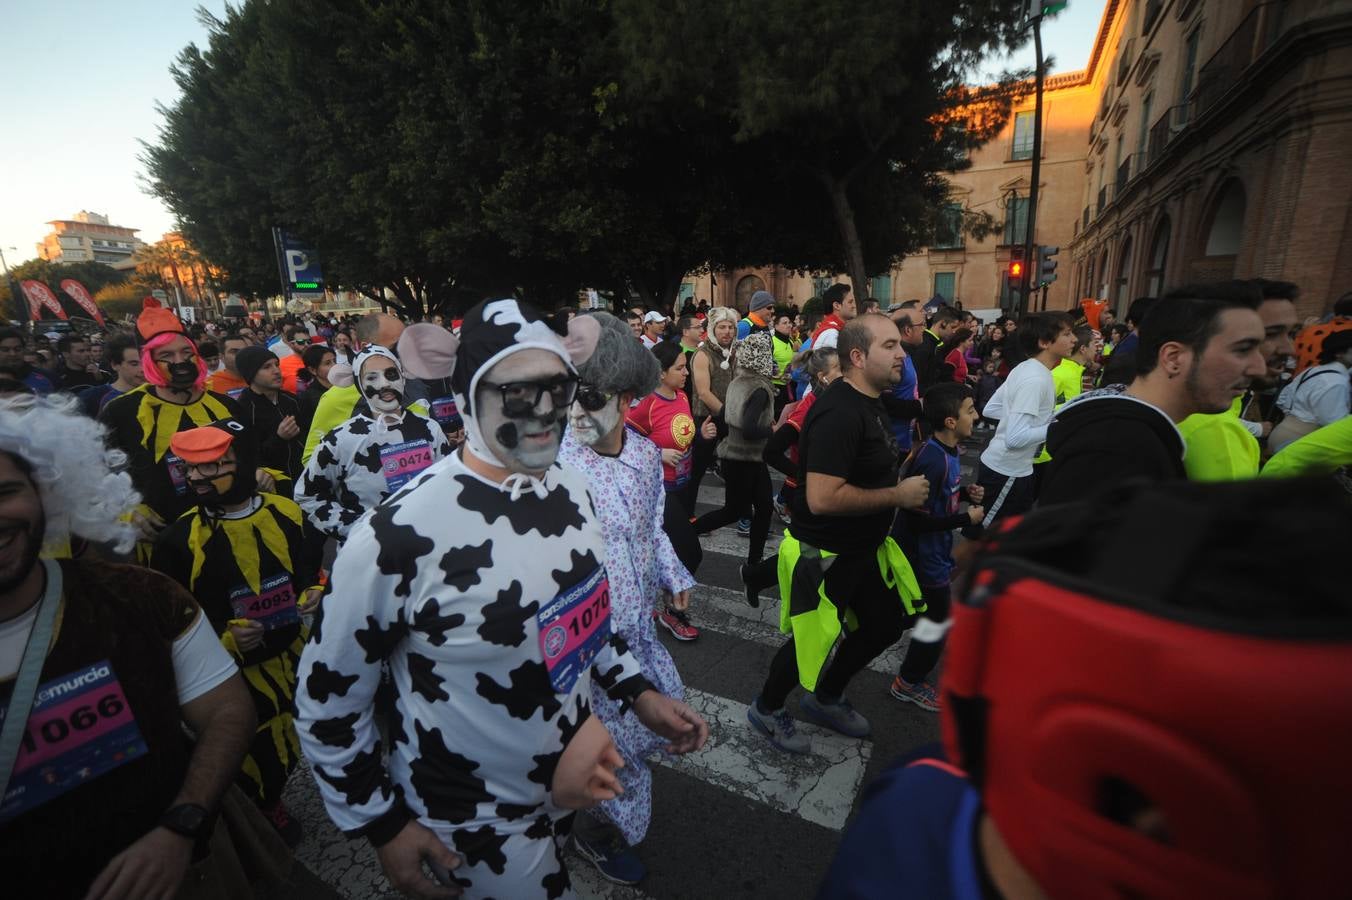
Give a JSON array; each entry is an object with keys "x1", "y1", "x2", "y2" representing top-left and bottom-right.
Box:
[
  {"x1": 481, "y1": 374, "x2": 579, "y2": 418},
  {"x1": 574, "y1": 383, "x2": 613, "y2": 412}
]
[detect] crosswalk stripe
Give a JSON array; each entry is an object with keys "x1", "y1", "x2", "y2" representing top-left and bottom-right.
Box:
[
  {"x1": 660, "y1": 688, "x2": 871, "y2": 832},
  {"x1": 696, "y1": 527, "x2": 782, "y2": 559}
]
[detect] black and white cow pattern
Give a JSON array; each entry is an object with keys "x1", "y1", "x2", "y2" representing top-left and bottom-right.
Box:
[
  {"x1": 294, "y1": 411, "x2": 451, "y2": 541},
  {"x1": 295, "y1": 451, "x2": 652, "y2": 900}
]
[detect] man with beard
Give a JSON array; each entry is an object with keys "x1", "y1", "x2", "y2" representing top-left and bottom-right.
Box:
[
  {"x1": 1178, "y1": 280, "x2": 1301, "y2": 480},
  {"x1": 99, "y1": 300, "x2": 251, "y2": 560},
  {"x1": 295, "y1": 346, "x2": 450, "y2": 543},
  {"x1": 749, "y1": 315, "x2": 930, "y2": 752},
  {"x1": 151, "y1": 419, "x2": 320, "y2": 846},
  {"x1": 1041, "y1": 282, "x2": 1268, "y2": 505},
  {"x1": 0, "y1": 395, "x2": 258, "y2": 898},
  {"x1": 295, "y1": 301, "x2": 707, "y2": 899}
]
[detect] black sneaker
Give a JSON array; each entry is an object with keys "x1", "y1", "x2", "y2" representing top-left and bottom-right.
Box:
[{"x1": 739, "y1": 564, "x2": 760, "y2": 608}]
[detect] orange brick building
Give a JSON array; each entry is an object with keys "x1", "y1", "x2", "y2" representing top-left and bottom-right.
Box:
[{"x1": 1069, "y1": 0, "x2": 1352, "y2": 319}]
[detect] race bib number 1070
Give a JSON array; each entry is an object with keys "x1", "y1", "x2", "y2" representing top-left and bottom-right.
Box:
[{"x1": 0, "y1": 660, "x2": 147, "y2": 823}]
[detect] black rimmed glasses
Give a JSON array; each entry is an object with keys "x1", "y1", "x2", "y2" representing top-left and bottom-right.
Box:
[
  {"x1": 185, "y1": 460, "x2": 230, "y2": 477},
  {"x1": 480, "y1": 374, "x2": 580, "y2": 418}
]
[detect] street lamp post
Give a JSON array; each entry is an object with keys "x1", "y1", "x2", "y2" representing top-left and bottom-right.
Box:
[{"x1": 1020, "y1": 2, "x2": 1049, "y2": 317}]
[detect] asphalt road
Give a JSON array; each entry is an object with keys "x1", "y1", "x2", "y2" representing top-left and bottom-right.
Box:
[{"x1": 276, "y1": 428, "x2": 991, "y2": 900}]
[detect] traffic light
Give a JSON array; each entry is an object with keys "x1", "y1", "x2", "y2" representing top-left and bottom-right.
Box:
[
  {"x1": 1008, "y1": 248, "x2": 1026, "y2": 291},
  {"x1": 1037, "y1": 245, "x2": 1059, "y2": 286}
]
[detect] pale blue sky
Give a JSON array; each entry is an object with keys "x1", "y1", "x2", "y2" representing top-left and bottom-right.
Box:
[{"x1": 0, "y1": 0, "x2": 1106, "y2": 270}]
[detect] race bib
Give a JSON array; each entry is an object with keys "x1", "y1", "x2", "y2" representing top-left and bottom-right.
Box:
[
  {"x1": 0, "y1": 660, "x2": 148, "y2": 823},
  {"x1": 536, "y1": 566, "x2": 612, "y2": 695},
  {"x1": 430, "y1": 396, "x2": 461, "y2": 427},
  {"x1": 226, "y1": 387, "x2": 246, "y2": 400},
  {"x1": 668, "y1": 450, "x2": 692, "y2": 491},
  {"x1": 380, "y1": 439, "x2": 435, "y2": 491},
  {"x1": 228, "y1": 572, "x2": 300, "y2": 631},
  {"x1": 164, "y1": 452, "x2": 189, "y2": 497}
]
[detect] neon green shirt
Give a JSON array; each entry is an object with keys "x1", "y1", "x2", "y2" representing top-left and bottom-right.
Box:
[
  {"x1": 1034, "y1": 359, "x2": 1085, "y2": 465},
  {"x1": 1178, "y1": 397, "x2": 1260, "y2": 481},
  {"x1": 1261, "y1": 415, "x2": 1352, "y2": 478}
]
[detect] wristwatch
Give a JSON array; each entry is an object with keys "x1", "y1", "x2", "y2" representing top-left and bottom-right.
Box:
[{"x1": 159, "y1": 803, "x2": 212, "y2": 840}]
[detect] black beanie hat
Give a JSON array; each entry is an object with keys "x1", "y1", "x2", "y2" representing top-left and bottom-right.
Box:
[{"x1": 235, "y1": 345, "x2": 278, "y2": 386}]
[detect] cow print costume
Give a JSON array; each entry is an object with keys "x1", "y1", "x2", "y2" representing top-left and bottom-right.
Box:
[
  {"x1": 294, "y1": 405, "x2": 450, "y2": 541},
  {"x1": 296, "y1": 300, "x2": 653, "y2": 899}
]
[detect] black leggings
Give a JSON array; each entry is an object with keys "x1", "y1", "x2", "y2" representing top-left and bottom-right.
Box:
[
  {"x1": 760, "y1": 550, "x2": 910, "y2": 710},
  {"x1": 662, "y1": 490, "x2": 703, "y2": 577},
  {"x1": 693, "y1": 458, "x2": 773, "y2": 565},
  {"x1": 897, "y1": 583, "x2": 952, "y2": 683},
  {"x1": 683, "y1": 416, "x2": 720, "y2": 513}
]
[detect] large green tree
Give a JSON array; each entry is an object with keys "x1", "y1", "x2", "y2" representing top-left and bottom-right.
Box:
[{"x1": 144, "y1": 1, "x2": 1027, "y2": 314}]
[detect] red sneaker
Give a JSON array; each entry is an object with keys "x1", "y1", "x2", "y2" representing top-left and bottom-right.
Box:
[{"x1": 655, "y1": 606, "x2": 699, "y2": 641}]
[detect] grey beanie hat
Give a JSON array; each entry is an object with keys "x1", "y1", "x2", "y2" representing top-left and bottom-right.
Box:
[
  {"x1": 749, "y1": 290, "x2": 775, "y2": 313},
  {"x1": 574, "y1": 311, "x2": 661, "y2": 398}
]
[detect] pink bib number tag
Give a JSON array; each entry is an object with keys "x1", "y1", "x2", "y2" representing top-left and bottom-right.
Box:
[
  {"x1": 228, "y1": 573, "x2": 300, "y2": 631},
  {"x1": 380, "y1": 439, "x2": 435, "y2": 491},
  {"x1": 536, "y1": 566, "x2": 612, "y2": 695},
  {"x1": 0, "y1": 660, "x2": 148, "y2": 823}
]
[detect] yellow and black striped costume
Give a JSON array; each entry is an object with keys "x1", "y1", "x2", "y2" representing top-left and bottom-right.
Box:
[
  {"x1": 150, "y1": 493, "x2": 319, "y2": 806},
  {"x1": 99, "y1": 385, "x2": 245, "y2": 560}
]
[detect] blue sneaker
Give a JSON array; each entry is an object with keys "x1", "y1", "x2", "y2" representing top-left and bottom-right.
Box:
[
  {"x1": 572, "y1": 833, "x2": 646, "y2": 885},
  {"x1": 800, "y1": 692, "x2": 871, "y2": 738},
  {"x1": 736, "y1": 517, "x2": 752, "y2": 536},
  {"x1": 747, "y1": 696, "x2": 811, "y2": 754}
]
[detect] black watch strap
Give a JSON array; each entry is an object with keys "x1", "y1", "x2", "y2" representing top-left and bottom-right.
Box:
[{"x1": 159, "y1": 803, "x2": 211, "y2": 839}]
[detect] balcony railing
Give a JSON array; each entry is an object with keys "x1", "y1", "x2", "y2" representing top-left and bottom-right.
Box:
[
  {"x1": 1096, "y1": 186, "x2": 1107, "y2": 215},
  {"x1": 1116, "y1": 155, "x2": 1133, "y2": 195},
  {"x1": 1147, "y1": 104, "x2": 1190, "y2": 166},
  {"x1": 1194, "y1": 2, "x2": 1282, "y2": 121}
]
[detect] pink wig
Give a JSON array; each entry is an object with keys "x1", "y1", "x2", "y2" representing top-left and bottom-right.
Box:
[{"x1": 141, "y1": 331, "x2": 208, "y2": 390}]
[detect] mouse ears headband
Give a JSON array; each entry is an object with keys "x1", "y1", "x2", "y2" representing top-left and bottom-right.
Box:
[{"x1": 396, "y1": 300, "x2": 600, "y2": 390}]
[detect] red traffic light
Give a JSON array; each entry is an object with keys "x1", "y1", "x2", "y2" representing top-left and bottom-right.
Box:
[{"x1": 1010, "y1": 261, "x2": 1023, "y2": 276}]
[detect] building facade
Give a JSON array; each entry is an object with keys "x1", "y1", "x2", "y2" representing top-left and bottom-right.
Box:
[
  {"x1": 37, "y1": 211, "x2": 144, "y2": 267},
  {"x1": 1069, "y1": 0, "x2": 1352, "y2": 320},
  {"x1": 686, "y1": 50, "x2": 1104, "y2": 315}
]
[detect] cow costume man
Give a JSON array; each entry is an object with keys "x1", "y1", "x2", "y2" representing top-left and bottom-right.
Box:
[
  {"x1": 294, "y1": 345, "x2": 451, "y2": 542},
  {"x1": 295, "y1": 299, "x2": 708, "y2": 899}
]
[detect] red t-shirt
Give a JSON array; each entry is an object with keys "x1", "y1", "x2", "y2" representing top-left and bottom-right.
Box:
[
  {"x1": 944, "y1": 347, "x2": 968, "y2": 383},
  {"x1": 782, "y1": 390, "x2": 820, "y2": 488},
  {"x1": 627, "y1": 391, "x2": 697, "y2": 491}
]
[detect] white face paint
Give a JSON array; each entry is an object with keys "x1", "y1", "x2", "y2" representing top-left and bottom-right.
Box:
[
  {"x1": 473, "y1": 349, "x2": 570, "y2": 475},
  {"x1": 360, "y1": 355, "x2": 406, "y2": 416},
  {"x1": 568, "y1": 394, "x2": 624, "y2": 447}
]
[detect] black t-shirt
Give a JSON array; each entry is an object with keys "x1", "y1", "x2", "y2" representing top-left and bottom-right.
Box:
[{"x1": 790, "y1": 379, "x2": 900, "y2": 553}]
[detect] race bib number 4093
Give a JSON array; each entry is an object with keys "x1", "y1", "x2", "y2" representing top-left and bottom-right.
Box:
[
  {"x1": 0, "y1": 660, "x2": 147, "y2": 823},
  {"x1": 229, "y1": 573, "x2": 300, "y2": 631}
]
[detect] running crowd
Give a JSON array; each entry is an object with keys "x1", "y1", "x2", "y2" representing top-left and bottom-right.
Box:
[{"x1": 0, "y1": 279, "x2": 1348, "y2": 899}]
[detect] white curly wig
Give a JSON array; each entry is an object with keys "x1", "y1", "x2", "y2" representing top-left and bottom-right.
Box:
[{"x1": 0, "y1": 394, "x2": 140, "y2": 553}]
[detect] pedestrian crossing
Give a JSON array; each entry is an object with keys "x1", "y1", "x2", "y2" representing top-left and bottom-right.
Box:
[{"x1": 282, "y1": 453, "x2": 985, "y2": 898}]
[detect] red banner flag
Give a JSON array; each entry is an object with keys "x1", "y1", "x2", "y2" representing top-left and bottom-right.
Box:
[
  {"x1": 20, "y1": 280, "x2": 68, "y2": 321},
  {"x1": 59, "y1": 279, "x2": 105, "y2": 325}
]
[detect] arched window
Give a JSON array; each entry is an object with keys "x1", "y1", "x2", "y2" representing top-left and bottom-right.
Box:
[
  {"x1": 1204, "y1": 180, "x2": 1246, "y2": 256},
  {"x1": 1114, "y1": 237, "x2": 1134, "y2": 308},
  {"x1": 1146, "y1": 216, "x2": 1171, "y2": 296},
  {"x1": 735, "y1": 274, "x2": 767, "y2": 314}
]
